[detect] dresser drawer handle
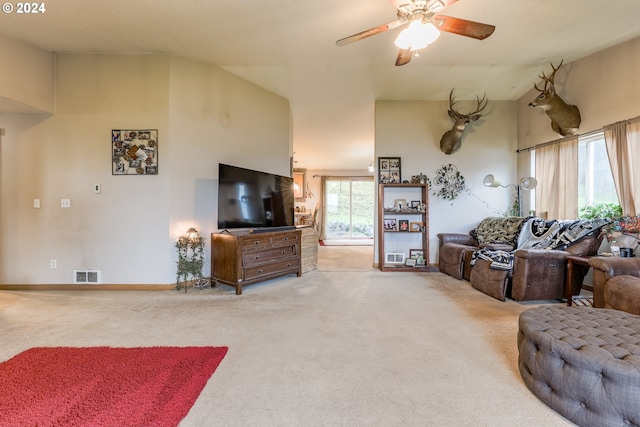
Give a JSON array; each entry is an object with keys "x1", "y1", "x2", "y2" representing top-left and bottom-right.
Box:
[
  {"x1": 257, "y1": 269, "x2": 263, "y2": 273},
  {"x1": 255, "y1": 255, "x2": 260, "y2": 260},
  {"x1": 254, "y1": 241, "x2": 260, "y2": 245},
  {"x1": 282, "y1": 250, "x2": 286, "y2": 254},
  {"x1": 283, "y1": 237, "x2": 289, "y2": 241}
]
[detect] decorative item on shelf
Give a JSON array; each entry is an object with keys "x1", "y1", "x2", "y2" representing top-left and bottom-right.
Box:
[
  {"x1": 383, "y1": 218, "x2": 398, "y2": 231},
  {"x1": 378, "y1": 157, "x2": 401, "y2": 184},
  {"x1": 409, "y1": 221, "x2": 424, "y2": 232},
  {"x1": 393, "y1": 198, "x2": 407, "y2": 211},
  {"x1": 176, "y1": 227, "x2": 207, "y2": 292},
  {"x1": 410, "y1": 173, "x2": 428, "y2": 184},
  {"x1": 482, "y1": 174, "x2": 537, "y2": 216},
  {"x1": 428, "y1": 164, "x2": 466, "y2": 201},
  {"x1": 409, "y1": 249, "x2": 426, "y2": 266}
]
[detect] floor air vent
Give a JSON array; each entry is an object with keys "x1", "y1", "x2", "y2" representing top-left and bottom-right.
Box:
[{"x1": 73, "y1": 270, "x2": 102, "y2": 284}]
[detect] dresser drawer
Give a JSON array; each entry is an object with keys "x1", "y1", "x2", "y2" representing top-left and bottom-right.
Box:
[
  {"x1": 241, "y1": 235, "x2": 273, "y2": 249},
  {"x1": 244, "y1": 258, "x2": 301, "y2": 280},
  {"x1": 272, "y1": 232, "x2": 299, "y2": 245},
  {"x1": 242, "y1": 245, "x2": 297, "y2": 266}
]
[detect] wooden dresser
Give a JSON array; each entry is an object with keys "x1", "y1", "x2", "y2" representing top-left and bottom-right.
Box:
[{"x1": 211, "y1": 229, "x2": 301, "y2": 294}]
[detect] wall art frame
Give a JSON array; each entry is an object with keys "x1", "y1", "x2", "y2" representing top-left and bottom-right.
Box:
[
  {"x1": 112, "y1": 129, "x2": 158, "y2": 175},
  {"x1": 378, "y1": 157, "x2": 401, "y2": 184}
]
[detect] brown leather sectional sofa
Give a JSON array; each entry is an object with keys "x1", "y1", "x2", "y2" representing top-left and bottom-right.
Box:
[{"x1": 438, "y1": 216, "x2": 606, "y2": 301}]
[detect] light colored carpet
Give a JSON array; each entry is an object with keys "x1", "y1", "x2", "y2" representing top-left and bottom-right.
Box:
[
  {"x1": 320, "y1": 239, "x2": 374, "y2": 246},
  {"x1": 0, "y1": 246, "x2": 572, "y2": 426}
]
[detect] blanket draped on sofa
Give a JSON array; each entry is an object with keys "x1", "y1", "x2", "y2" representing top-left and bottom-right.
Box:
[{"x1": 471, "y1": 218, "x2": 610, "y2": 271}]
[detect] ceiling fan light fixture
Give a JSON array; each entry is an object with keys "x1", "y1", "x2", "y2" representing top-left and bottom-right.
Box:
[{"x1": 394, "y1": 20, "x2": 440, "y2": 51}]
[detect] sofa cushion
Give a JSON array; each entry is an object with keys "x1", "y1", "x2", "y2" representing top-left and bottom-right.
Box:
[{"x1": 470, "y1": 216, "x2": 531, "y2": 246}]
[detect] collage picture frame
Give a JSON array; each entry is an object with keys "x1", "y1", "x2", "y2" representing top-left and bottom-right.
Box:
[
  {"x1": 378, "y1": 157, "x2": 401, "y2": 184},
  {"x1": 112, "y1": 129, "x2": 158, "y2": 175}
]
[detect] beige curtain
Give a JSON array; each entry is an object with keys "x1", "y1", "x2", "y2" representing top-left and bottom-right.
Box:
[
  {"x1": 604, "y1": 119, "x2": 640, "y2": 216},
  {"x1": 535, "y1": 136, "x2": 578, "y2": 219}
]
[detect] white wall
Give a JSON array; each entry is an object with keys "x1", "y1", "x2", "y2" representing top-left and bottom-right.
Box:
[
  {"x1": 0, "y1": 33, "x2": 53, "y2": 113},
  {"x1": 167, "y1": 57, "x2": 291, "y2": 277},
  {"x1": 375, "y1": 100, "x2": 518, "y2": 264},
  {"x1": 0, "y1": 53, "x2": 291, "y2": 285}
]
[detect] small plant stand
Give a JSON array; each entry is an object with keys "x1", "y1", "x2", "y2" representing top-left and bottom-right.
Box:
[{"x1": 176, "y1": 229, "x2": 206, "y2": 293}]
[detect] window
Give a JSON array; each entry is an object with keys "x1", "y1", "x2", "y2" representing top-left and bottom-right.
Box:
[{"x1": 577, "y1": 131, "x2": 618, "y2": 208}]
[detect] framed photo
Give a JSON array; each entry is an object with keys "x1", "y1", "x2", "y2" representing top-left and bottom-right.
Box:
[
  {"x1": 112, "y1": 129, "x2": 158, "y2": 175},
  {"x1": 410, "y1": 200, "x2": 421, "y2": 209},
  {"x1": 378, "y1": 157, "x2": 401, "y2": 184},
  {"x1": 293, "y1": 169, "x2": 306, "y2": 201},
  {"x1": 394, "y1": 199, "x2": 407, "y2": 210},
  {"x1": 383, "y1": 218, "x2": 397, "y2": 231},
  {"x1": 409, "y1": 221, "x2": 424, "y2": 232},
  {"x1": 398, "y1": 219, "x2": 409, "y2": 231},
  {"x1": 405, "y1": 258, "x2": 417, "y2": 267},
  {"x1": 410, "y1": 249, "x2": 426, "y2": 266}
]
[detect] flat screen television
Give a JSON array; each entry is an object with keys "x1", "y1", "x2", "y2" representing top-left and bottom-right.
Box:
[{"x1": 217, "y1": 163, "x2": 295, "y2": 230}]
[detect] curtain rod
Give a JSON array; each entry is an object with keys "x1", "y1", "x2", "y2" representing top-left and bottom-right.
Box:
[
  {"x1": 516, "y1": 115, "x2": 640, "y2": 153},
  {"x1": 516, "y1": 129, "x2": 600, "y2": 153}
]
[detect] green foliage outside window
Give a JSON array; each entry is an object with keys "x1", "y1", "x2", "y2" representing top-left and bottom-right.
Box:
[{"x1": 578, "y1": 202, "x2": 622, "y2": 220}]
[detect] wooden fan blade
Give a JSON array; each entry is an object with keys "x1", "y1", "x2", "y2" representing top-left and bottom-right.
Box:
[
  {"x1": 395, "y1": 48, "x2": 413, "y2": 66},
  {"x1": 336, "y1": 20, "x2": 405, "y2": 46},
  {"x1": 433, "y1": 15, "x2": 495, "y2": 40}
]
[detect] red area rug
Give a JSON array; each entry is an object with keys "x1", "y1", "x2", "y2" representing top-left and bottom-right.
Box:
[{"x1": 0, "y1": 346, "x2": 228, "y2": 427}]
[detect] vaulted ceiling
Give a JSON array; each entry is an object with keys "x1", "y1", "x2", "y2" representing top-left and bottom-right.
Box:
[{"x1": 2, "y1": 0, "x2": 640, "y2": 170}]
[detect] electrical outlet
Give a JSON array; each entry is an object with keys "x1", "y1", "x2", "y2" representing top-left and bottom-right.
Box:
[
  {"x1": 93, "y1": 183, "x2": 101, "y2": 194},
  {"x1": 34, "y1": 199, "x2": 40, "y2": 208},
  {"x1": 61, "y1": 199, "x2": 71, "y2": 208},
  {"x1": 50, "y1": 259, "x2": 57, "y2": 269}
]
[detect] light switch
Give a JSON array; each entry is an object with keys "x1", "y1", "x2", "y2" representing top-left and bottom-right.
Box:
[
  {"x1": 61, "y1": 199, "x2": 71, "y2": 208},
  {"x1": 34, "y1": 199, "x2": 40, "y2": 208}
]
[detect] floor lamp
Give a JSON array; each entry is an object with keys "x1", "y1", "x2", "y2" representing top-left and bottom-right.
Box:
[{"x1": 483, "y1": 174, "x2": 537, "y2": 216}]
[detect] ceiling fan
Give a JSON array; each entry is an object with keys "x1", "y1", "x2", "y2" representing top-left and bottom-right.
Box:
[{"x1": 335, "y1": 0, "x2": 495, "y2": 66}]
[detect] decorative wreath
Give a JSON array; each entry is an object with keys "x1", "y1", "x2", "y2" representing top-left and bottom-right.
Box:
[{"x1": 429, "y1": 164, "x2": 466, "y2": 201}]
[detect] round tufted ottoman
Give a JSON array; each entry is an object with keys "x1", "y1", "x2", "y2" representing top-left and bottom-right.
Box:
[{"x1": 518, "y1": 306, "x2": 640, "y2": 426}]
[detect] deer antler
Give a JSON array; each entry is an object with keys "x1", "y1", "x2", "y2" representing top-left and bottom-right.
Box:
[
  {"x1": 469, "y1": 93, "x2": 488, "y2": 115},
  {"x1": 534, "y1": 59, "x2": 564, "y2": 94},
  {"x1": 448, "y1": 88, "x2": 459, "y2": 113},
  {"x1": 448, "y1": 89, "x2": 487, "y2": 116}
]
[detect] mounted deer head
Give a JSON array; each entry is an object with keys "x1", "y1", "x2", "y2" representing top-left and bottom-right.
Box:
[
  {"x1": 439, "y1": 89, "x2": 488, "y2": 155},
  {"x1": 528, "y1": 60, "x2": 581, "y2": 136}
]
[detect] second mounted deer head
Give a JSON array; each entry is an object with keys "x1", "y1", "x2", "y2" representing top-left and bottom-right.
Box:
[
  {"x1": 439, "y1": 89, "x2": 488, "y2": 155},
  {"x1": 528, "y1": 60, "x2": 581, "y2": 136}
]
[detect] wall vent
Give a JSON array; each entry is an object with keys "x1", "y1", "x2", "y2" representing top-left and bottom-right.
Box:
[
  {"x1": 73, "y1": 270, "x2": 102, "y2": 284},
  {"x1": 385, "y1": 253, "x2": 405, "y2": 264}
]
